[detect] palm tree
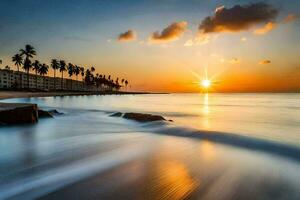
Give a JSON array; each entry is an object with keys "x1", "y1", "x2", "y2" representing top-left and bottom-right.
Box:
[
  {"x1": 20, "y1": 45, "x2": 36, "y2": 89},
  {"x1": 74, "y1": 65, "x2": 80, "y2": 81},
  {"x1": 32, "y1": 60, "x2": 41, "y2": 89},
  {"x1": 39, "y1": 64, "x2": 49, "y2": 90},
  {"x1": 12, "y1": 53, "x2": 23, "y2": 89},
  {"x1": 51, "y1": 59, "x2": 60, "y2": 90},
  {"x1": 68, "y1": 63, "x2": 74, "y2": 90},
  {"x1": 12, "y1": 54, "x2": 23, "y2": 72},
  {"x1": 125, "y1": 80, "x2": 128, "y2": 91},
  {"x1": 22, "y1": 58, "x2": 32, "y2": 89},
  {"x1": 80, "y1": 67, "x2": 85, "y2": 90},
  {"x1": 59, "y1": 60, "x2": 67, "y2": 90},
  {"x1": 80, "y1": 67, "x2": 85, "y2": 81},
  {"x1": 73, "y1": 65, "x2": 80, "y2": 90},
  {"x1": 91, "y1": 67, "x2": 95, "y2": 73}
]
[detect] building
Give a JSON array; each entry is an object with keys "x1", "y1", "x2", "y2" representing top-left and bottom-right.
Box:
[{"x1": 0, "y1": 69, "x2": 99, "y2": 91}]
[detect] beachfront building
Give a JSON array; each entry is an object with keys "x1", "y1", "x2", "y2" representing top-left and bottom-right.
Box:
[{"x1": 0, "y1": 68, "x2": 99, "y2": 91}]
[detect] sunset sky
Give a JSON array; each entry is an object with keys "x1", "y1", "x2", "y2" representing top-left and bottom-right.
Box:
[{"x1": 0, "y1": 0, "x2": 299, "y2": 92}]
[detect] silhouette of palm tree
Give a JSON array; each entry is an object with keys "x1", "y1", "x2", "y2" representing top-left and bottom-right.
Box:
[
  {"x1": 12, "y1": 53, "x2": 23, "y2": 89},
  {"x1": 80, "y1": 67, "x2": 85, "y2": 81},
  {"x1": 12, "y1": 54, "x2": 23, "y2": 72},
  {"x1": 59, "y1": 60, "x2": 67, "y2": 90},
  {"x1": 125, "y1": 80, "x2": 128, "y2": 91},
  {"x1": 51, "y1": 59, "x2": 60, "y2": 90},
  {"x1": 39, "y1": 63, "x2": 49, "y2": 90},
  {"x1": 91, "y1": 67, "x2": 95, "y2": 73},
  {"x1": 74, "y1": 65, "x2": 80, "y2": 81},
  {"x1": 32, "y1": 60, "x2": 41, "y2": 89},
  {"x1": 73, "y1": 65, "x2": 80, "y2": 90},
  {"x1": 20, "y1": 45, "x2": 36, "y2": 89},
  {"x1": 68, "y1": 63, "x2": 74, "y2": 90}
]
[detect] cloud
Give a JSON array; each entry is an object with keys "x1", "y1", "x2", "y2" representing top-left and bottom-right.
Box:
[
  {"x1": 283, "y1": 14, "x2": 297, "y2": 23},
  {"x1": 149, "y1": 21, "x2": 187, "y2": 43},
  {"x1": 199, "y1": 2, "x2": 278, "y2": 34},
  {"x1": 184, "y1": 34, "x2": 210, "y2": 47},
  {"x1": 118, "y1": 30, "x2": 136, "y2": 42},
  {"x1": 259, "y1": 60, "x2": 271, "y2": 65},
  {"x1": 253, "y1": 22, "x2": 277, "y2": 35}
]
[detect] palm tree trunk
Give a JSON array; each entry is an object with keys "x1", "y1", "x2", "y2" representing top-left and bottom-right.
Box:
[
  {"x1": 76, "y1": 75, "x2": 78, "y2": 91},
  {"x1": 54, "y1": 69, "x2": 56, "y2": 91},
  {"x1": 43, "y1": 75, "x2": 45, "y2": 90},
  {"x1": 27, "y1": 70, "x2": 30, "y2": 89},
  {"x1": 20, "y1": 72, "x2": 22, "y2": 90},
  {"x1": 36, "y1": 71, "x2": 38, "y2": 90},
  {"x1": 61, "y1": 72, "x2": 64, "y2": 90}
]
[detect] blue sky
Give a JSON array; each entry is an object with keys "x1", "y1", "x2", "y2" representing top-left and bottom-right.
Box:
[{"x1": 0, "y1": 0, "x2": 299, "y2": 92}]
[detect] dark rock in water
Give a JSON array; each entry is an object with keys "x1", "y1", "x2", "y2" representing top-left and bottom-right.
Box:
[
  {"x1": 123, "y1": 112, "x2": 165, "y2": 122},
  {"x1": 48, "y1": 109, "x2": 63, "y2": 115},
  {"x1": 0, "y1": 103, "x2": 38, "y2": 124},
  {"x1": 110, "y1": 112, "x2": 123, "y2": 117},
  {"x1": 38, "y1": 110, "x2": 54, "y2": 118}
]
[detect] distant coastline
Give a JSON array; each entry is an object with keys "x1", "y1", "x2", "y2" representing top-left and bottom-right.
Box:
[{"x1": 0, "y1": 90, "x2": 156, "y2": 100}]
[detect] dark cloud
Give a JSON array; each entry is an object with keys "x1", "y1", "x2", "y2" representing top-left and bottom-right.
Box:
[
  {"x1": 199, "y1": 2, "x2": 278, "y2": 33},
  {"x1": 118, "y1": 30, "x2": 136, "y2": 42},
  {"x1": 150, "y1": 21, "x2": 187, "y2": 43}
]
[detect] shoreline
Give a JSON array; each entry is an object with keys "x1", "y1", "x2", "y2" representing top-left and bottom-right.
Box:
[{"x1": 0, "y1": 90, "x2": 159, "y2": 100}]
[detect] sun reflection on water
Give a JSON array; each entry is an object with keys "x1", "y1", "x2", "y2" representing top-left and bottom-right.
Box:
[
  {"x1": 202, "y1": 93, "x2": 210, "y2": 129},
  {"x1": 150, "y1": 160, "x2": 198, "y2": 200}
]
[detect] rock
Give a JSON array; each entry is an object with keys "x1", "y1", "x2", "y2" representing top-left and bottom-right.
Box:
[
  {"x1": 110, "y1": 112, "x2": 123, "y2": 117},
  {"x1": 48, "y1": 109, "x2": 63, "y2": 115},
  {"x1": 123, "y1": 112, "x2": 166, "y2": 122},
  {"x1": 38, "y1": 109, "x2": 53, "y2": 118},
  {"x1": 0, "y1": 103, "x2": 38, "y2": 124}
]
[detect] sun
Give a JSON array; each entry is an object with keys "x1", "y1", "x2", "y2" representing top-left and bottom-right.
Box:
[{"x1": 201, "y1": 79, "x2": 211, "y2": 89}]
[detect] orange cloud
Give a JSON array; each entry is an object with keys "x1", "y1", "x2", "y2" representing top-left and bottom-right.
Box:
[
  {"x1": 253, "y1": 22, "x2": 277, "y2": 35},
  {"x1": 259, "y1": 60, "x2": 271, "y2": 65},
  {"x1": 199, "y1": 3, "x2": 278, "y2": 34},
  {"x1": 284, "y1": 14, "x2": 297, "y2": 23},
  {"x1": 118, "y1": 30, "x2": 136, "y2": 42},
  {"x1": 184, "y1": 34, "x2": 210, "y2": 47},
  {"x1": 150, "y1": 21, "x2": 187, "y2": 43}
]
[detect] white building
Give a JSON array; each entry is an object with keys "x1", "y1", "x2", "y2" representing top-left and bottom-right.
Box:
[{"x1": 0, "y1": 69, "x2": 97, "y2": 91}]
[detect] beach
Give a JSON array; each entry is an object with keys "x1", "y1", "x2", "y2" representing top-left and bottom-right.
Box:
[{"x1": 0, "y1": 93, "x2": 299, "y2": 199}]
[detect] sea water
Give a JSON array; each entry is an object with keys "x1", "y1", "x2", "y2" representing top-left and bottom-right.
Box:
[{"x1": 0, "y1": 93, "x2": 299, "y2": 199}]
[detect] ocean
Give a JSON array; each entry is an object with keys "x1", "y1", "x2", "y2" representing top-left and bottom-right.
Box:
[{"x1": 0, "y1": 93, "x2": 299, "y2": 199}]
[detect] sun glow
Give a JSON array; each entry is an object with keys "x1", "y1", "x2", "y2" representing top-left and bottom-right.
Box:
[{"x1": 201, "y1": 79, "x2": 211, "y2": 88}]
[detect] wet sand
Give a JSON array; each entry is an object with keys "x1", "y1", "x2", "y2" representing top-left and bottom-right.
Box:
[{"x1": 38, "y1": 134, "x2": 300, "y2": 200}]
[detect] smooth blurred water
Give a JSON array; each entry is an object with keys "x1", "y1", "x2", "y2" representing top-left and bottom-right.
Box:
[
  {"x1": 3, "y1": 93, "x2": 299, "y2": 145},
  {"x1": 0, "y1": 93, "x2": 299, "y2": 199}
]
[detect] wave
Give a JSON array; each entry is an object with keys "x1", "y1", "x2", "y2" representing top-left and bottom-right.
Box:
[{"x1": 140, "y1": 122, "x2": 300, "y2": 162}]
